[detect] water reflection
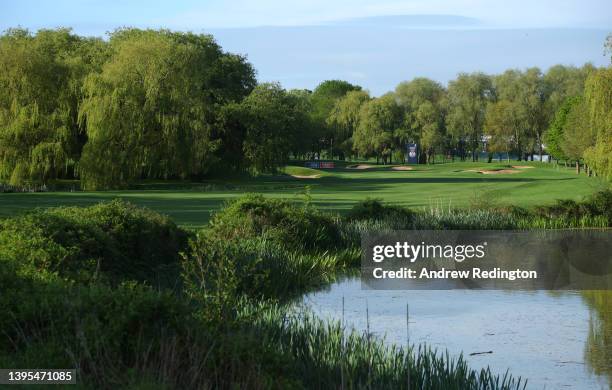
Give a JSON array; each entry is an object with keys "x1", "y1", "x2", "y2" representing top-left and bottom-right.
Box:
[
  {"x1": 301, "y1": 277, "x2": 612, "y2": 389},
  {"x1": 583, "y1": 291, "x2": 612, "y2": 385}
]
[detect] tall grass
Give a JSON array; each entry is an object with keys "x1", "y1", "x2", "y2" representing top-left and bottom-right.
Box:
[
  {"x1": 240, "y1": 301, "x2": 527, "y2": 390},
  {"x1": 337, "y1": 195, "x2": 610, "y2": 247},
  {"x1": 182, "y1": 234, "x2": 361, "y2": 305}
]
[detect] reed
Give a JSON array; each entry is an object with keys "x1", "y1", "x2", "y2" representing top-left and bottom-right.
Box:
[{"x1": 239, "y1": 301, "x2": 527, "y2": 390}]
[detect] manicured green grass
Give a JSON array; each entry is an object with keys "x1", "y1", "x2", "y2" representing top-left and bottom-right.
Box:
[{"x1": 0, "y1": 161, "x2": 607, "y2": 228}]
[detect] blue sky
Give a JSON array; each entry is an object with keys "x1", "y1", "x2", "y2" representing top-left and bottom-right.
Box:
[{"x1": 1, "y1": 1, "x2": 610, "y2": 94}]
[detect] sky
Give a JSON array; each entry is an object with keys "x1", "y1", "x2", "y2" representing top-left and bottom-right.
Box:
[{"x1": 1, "y1": 0, "x2": 611, "y2": 94}]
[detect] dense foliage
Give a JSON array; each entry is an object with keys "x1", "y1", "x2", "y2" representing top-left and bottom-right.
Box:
[
  {"x1": 1, "y1": 27, "x2": 610, "y2": 189},
  {"x1": 0, "y1": 200, "x2": 188, "y2": 286},
  {"x1": 1, "y1": 198, "x2": 559, "y2": 388},
  {"x1": 208, "y1": 194, "x2": 341, "y2": 251}
]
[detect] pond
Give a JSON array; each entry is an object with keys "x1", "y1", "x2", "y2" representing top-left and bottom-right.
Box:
[{"x1": 301, "y1": 276, "x2": 612, "y2": 389}]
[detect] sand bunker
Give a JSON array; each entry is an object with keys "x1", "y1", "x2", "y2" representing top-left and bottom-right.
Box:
[
  {"x1": 291, "y1": 174, "x2": 321, "y2": 179},
  {"x1": 478, "y1": 169, "x2": 521, "y2": 175},
  {"x1": 391, "y1": 166, "x2": 414, "y2": 171},
  {"x1": 463, "y1": 168, "x2": 521, "y2": 174},
  {"x1": 512, "y1": 165, "x2": 534, "y2": 169},
  {"x1": 347, "y1": 164, "x2": 375, "y2": 169}
]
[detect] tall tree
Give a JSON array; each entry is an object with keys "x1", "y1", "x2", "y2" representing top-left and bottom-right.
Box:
[
  {"x1": 326, "y1": 90, "x2": 371, "y2": 159},
  {"x1": 583, "y1": 67, "x2": 612, "y2": 178},
  {"x1": 416, "y1": 101, "x2": 445, "y2": 163},
  {"x1": 353, "y1": 94, "x2": 402, "y2": 163},
  {"x1": 240, "y1": 83, "x2": 310, "y2": 173},
  {"x1": 544, "y1": 96, "x2": 582, "y2": 162},
  {"x1": 0, "y1": 28, "x2": 105, "y2": 185},
  {"x1": 543, "y1": 64, "x2": 593, "y2": 120},
  {"x1": 78, "y1": 29, "x2": 255, "y2": 189},
  {"x1": 519, "y1": 68, "x2": 548, "y2": 160},
  {"x1": 394, "y1": 78, "x2": 446, "y2": 163},
  {"x1": 561, "y1": 96, "x2": 596, "y2": 173},
  {"x1": 485, "y1": 100, "x2": 520, "y2": 162},
  {"x1": 491, "y1": 68, "x2": 549, "y2": 161},
  {"x1": 491, "y1": 70, "x2": 527, "y2": 159},
  {"x1": 309, "y1": 80, "x2": 361, "y2": 158},
  {"x1": 446, "y1": 73, "x2": 493, "y2": 161}
]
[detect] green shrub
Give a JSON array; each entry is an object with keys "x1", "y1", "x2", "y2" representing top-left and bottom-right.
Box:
[
  {"x1": 534, "y1": 189, "x2": 611, "y2": 226},
  {"x1": 209, "y1": 194, "x2": 341, "y2": 251},
  {"x1": 58, "y1": 199, "x2": 190, "y2": 277},
  {"x1": 346, "y1": 198, "x2": 414, "y2": 223},
  {"x1": 0, "y1": 260, "x2": 297, "y2": 389},
  {"x1": 182, "y1": 234, "x2": 358, "y2": 313},
  {"x1": 339, "y1": 200, "x2": 416, "y2": 246},
  {"x1": 583, "y1": 189, "x2": 612, "y2": 222},
  {"x1": 0, "y1": 200, "x2": 189, "y2": 286},
  {"x1": 0, "y1": 260, "x2": 219, "y2": 389}
]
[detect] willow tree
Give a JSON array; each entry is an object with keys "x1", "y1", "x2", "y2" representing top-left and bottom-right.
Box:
[
  {"x1": 78, "y1": 29, "x2": 255, "y2": 189},
  {"x1": 446, "y1": 73, "x2": 493, "y2": 161},
  {"x1": 517, "y1": 68, "x2": 548, "y2": 160},
  {"x1": 0, "y1": 28, "x2": 103, "y2": 185},
  {"x1": 416, "y1": 101, "x2": 445, "y2": 163},
  {"x1": 394, "y1": 78, "x2": 446, "y2": 163},
  {"x1": 353, "y1": 94, "x2": 402, "y2": 164},
  {"x1": 239, "y1": 83, "x2": 310, "y2": 173},
  {"x1": 326, "y1": 90, "x2": 371, "y2": 159},
  {"x1": 583, "y1": 67, "x2": 612, "y2": 178},
  {"x1": 485, "y1": 100, "x2": 521, "y2": 162},
  {"x1": 309, "y1": 80, "x2": 362, "y2": 158},
  {"x1": 543, "y1": 64, "x2": 593, "y2": 121},
  {"x1": 561, "y1": 97, "x2": 596, "y2": 173}
]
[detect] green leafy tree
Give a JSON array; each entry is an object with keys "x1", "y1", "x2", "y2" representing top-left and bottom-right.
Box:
[
  {"x1": 583, "y1": 67, "x2": 612, "y2": 178},
  {"x1": 326, "y1": 90, "x2": 371, "y2": 158},
  {"x1": 0, "y1": 28, "x2": 105, "y2": 185},
  {"x1": 240, "y1": 83, "x2": 310, "y2": 173},
  {"x1": 544, "y1": 96, "x2": 582, "y2": 161},
  {"x1": 309, "y1": 80, "x2": 361, "y2": 158},
  {"x1": 446, "y1": 73, "x2": 493, "y2": 161},
  {"x1": 394, "y1": 78, "x2": 446, "y2": 163},
  {"x1": 353, "y1": 94, "x2": 402, "y2": 163},
  {"x1": 491, "y1": 68, "x2": 549, "y2": 161},
  {"x1": 416, "y1": 101, "x2": 445, "y2": 163},
  {"x1": 543, "y1": 64, "x2": 593, "y2": 121},
  {"x1": 485, "y1": 100, "x2": 519, "y2": 161},
  {"x1": 561, "y1": 97, "x2": 596, "y2": 172},
  {"x1": 518, "y1": 68, "x2": 548, "y2": 160},
  {"x1": 78, "y1": 29, "x2": 255, "y2": 189}
]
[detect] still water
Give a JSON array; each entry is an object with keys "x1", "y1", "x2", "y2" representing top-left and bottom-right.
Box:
[{"x1": 301, "y1": 277, "x2": 612, "y2": 389}]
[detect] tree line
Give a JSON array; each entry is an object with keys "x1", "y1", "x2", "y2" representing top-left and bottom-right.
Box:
[{"x1": 0, "y1": 28, "x2": 610, "y2": 189}]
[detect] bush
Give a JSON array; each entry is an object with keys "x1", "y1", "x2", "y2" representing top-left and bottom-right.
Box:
[
  {"x1": 182, "y1": 234, "x2": 358, "y2": 314},
  {"x1": 0, "y1": 200, "x2": 189, "y2": 286},
  {"x1": 534, "y1": 189, "x2": 611, "y2": 226},
  {"x1": 346, "y1": 198, "x2": 414, "y2": 223},
  {"x1": 0, "y1": 259, "x2": 219, "y2": 389},
  {"x1": 209, "y1": 194, "x2": 341, "y2": 251},
  {"x1": 583, "y1": 189, "x2": 612, "y2": 222}
]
